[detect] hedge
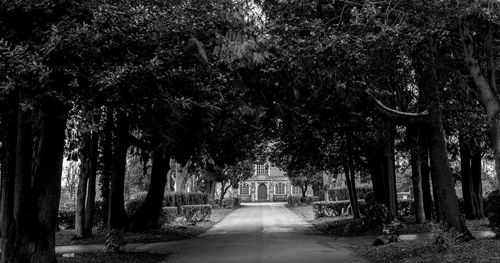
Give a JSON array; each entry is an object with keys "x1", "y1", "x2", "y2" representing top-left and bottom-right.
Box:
[
  {"x1": 58, "y1": 201, "x2": 106, "y2": 230},
  {"x1": 164, "y1": 192, "x2": 208, "y2": 207},
  {"x1": 160, "y1": 206, "x2": 179, "y2": 225},
  {"x1": 328, "y1": 185, "x2": 373, "y2": 201},
  {"x1": 180, "y1": 204, "x2": 212, "y2": 224},
  {"x1": 222, "y1": 197, "x2": 241, "y2": 209}
]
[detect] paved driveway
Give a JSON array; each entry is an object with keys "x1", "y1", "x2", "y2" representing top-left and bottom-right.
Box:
[{"x1": 136, "y1": 202, "x2": 367, "y2": 263}]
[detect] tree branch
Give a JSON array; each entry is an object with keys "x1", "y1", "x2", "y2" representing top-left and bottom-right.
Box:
[
  {"x1": 365, "y1": 90, "x2": 429, "y2": 125},
  {"x1": 460, "y1": 18, "x2": 500, "y2": 119}
]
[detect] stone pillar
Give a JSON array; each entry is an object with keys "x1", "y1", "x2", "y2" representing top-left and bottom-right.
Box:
[{"x1": 268, "y1": 181, "x2": 273, "y2": 201}]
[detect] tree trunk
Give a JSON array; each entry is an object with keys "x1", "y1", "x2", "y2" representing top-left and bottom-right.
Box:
[
  {"x1": 409, "y1": 152, "x2": 425, "y2": 223},
  {"x1": 408, "y1": 126, "x2": 426, "y2": 223},
  {"x1": 343, "y1": 157, "x2": 360, "y2": 219},
  {"x1": 461, "y1": 19, "x2": 500, "y2": 190},
  {"x1": 204, "y1": 176, "x2": 216, "y2": 201},
  {"x1": 99, "y1": 107, "x2": 113, "y2": 228},
  {"x1": 423, "y1": 44, "x2": 470, "y2": 235},
  {"x1": 84, "y1": 128, "x2": 99, "y2": 236},
  {"x1": 459, "y1": 133, "x2": 482, "y2": 219},
  {"x1": 75, "y1": 138, "x2": 89, "y2": 237},
  {"x1": 219, "y1": 181, "x2": 231, "y2": 205},
  {"x1": 366, "y1": 123, "x2": 397, "y2": 219},
  {"x1": 7, "y1": 98, "x2": 68, "y2": 263},
  {"x1": 0, "y1": 93, "x2": 18, "y2": 263},
  {"x1": 174, "y1": 161, "x2": 188, "y2": 192},
  {"x1": 471, "y1": 152, "x2": 485, "y2": 218},
  {"x1": 420, "y1": 149, "x2": 434, "y2": 220},
  {"x1": 128, "y1": 149, "x2": 170, "y2": 231},
  {"x1": 301, "y1": 183, "x2": 307, "y2": 201},
  {"x1": 108, "y1": 110, "x2": 128, "y2": 230}
]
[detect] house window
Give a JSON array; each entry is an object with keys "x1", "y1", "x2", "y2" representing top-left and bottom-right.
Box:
[
  {"x1": 256, "y1": 164, "x2": 268, "y2": 176},
  {"x1": 275, "y1": 183, "x2": 286, "y2": 195},
  {"x1": 292, "y1": 186, "x2": 301, "y2": 195},
  {"x1": 240, "y1": 183, "x2": 250, "y2": 195}
]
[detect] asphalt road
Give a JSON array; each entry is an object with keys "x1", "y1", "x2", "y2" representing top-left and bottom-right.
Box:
[{"x1": 136, "y1": 202, "x2": 367, "y2": 263}]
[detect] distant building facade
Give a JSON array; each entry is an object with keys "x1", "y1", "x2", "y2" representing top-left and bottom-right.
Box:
[{"x1": 237, "y1": 162, "x2": 312, "y2": 202}]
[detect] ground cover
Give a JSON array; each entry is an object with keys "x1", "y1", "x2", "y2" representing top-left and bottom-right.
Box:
[
  {"x1": 287, "y1": 205, "x2": 491, "y2": 236},
  {"x1": 351, "y1": 238, "x2": 500, "y2": 263},
  {"x1": 288, "y1": 205, "x2": 500, "y2": 262},
  {"x1": 56, "y1": 207, "x2": 235, "y2": 246},
  {"x1": 57, "y1": 252, "x2": 168, "y2": 263}
]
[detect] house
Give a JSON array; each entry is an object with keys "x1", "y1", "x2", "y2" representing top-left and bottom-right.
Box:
[{"x1": 236, "y1": 162, "x2": 312, "y2": 202}]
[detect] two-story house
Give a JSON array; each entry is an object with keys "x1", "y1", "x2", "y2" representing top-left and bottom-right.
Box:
[{"x1": 236, "y1": 162, "x2": 312, "y2": 202}]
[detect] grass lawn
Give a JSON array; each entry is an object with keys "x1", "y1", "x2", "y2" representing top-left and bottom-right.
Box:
[
  {"x1": 57, "y1": 252, "x2": 168, "y2": 263},
  {"x1": 56, "y1": 207, "x2": 235, "y2": 246}
]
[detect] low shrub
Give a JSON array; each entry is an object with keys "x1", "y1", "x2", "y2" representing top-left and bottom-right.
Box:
[
  {"x1": 313, "y1": 201, "x2": 351, "y2": 218},
  {"x1": 180, "y1": 204, "x2": 212, "y2": 224},
  {"x1": 159, "y1": 206, "x2": 178, "y2": 225},
  {"x1": 221, "y1": 197, "x2": 241, "y2": 209},
  {"x1": 328, "y1": 185, "x2": 373, "y2": 201},
  {"x1": 363, "y1": 192, "x2": 389, "y2": 227},
  {"x1": 125, "y1": 191, "x2": 148, "y2": 216},
  {"x1": 287, "y1": 195, "x2": 302, "y2": 207},
  {"x1": 104, "y1": 229, "x2": 126, "y2": 253},
  {"x1": 485, "y1": 190, "x2": 500, "y2": 237},
  {"x1": 58, "y1": 210, "x2": 76, "y2": 229},
  {"x1": 432, "y1": 223, "x2": 469, "y2": 251},
  {"x1": 383, "y1": 219, "x2": 405, "y2": 242},
  {"x1": 164, "y1": 192, "x2": 208, "y2": 207},
  {"x1": 313, "y1": 200, "x2": 368, "y2": 218}
]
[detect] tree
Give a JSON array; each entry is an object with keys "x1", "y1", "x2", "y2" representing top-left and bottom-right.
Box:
[
  {"x1": 214, "y1": 161, "x2": 254, "y2": 204},
  {"x1": 0, "y1": 1, "x2": 91, "y2": 261},
  {"x1": 459, "y1": 1, "x2": 500, "y2": 191},
  {"x1": 287, "y1": 164, "x2": 322, "y2": 201}
]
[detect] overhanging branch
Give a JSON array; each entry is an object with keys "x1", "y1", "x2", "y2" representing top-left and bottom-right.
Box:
[{"x1": 365, "y1": 90, "x2": 429, "y2": 125}]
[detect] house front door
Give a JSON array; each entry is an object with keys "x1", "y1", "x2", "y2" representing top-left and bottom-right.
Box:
[{"x1": 257, "y1": 183, "x2": 267, "y2": 201}]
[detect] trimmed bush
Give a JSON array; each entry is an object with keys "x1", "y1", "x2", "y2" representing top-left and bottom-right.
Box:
[
  {"x1": 222, "y1": 197, "x2": 241, "y2": 209},
  {"x1": 159, "y1": 206, "x2": 178, "y2": 225},
  {"x1": 288, "y1": 195, "x2": 302, "y2": 207},
  {"x1": 58, "y1": 210, "x2": 76, "y2": 229},
  {"x1": 485, "y1": 190, "x2": 500, "y2": 236},
  {"x1": 328, "y1": 185, "x2": 373, "y2": 201},
  {"x1": 180, "y1": 204, "x2": 212, "y2": 224},
  {"x1": 164, "y1": 192, "x2": 208, "y2": 207},
  {"x1": 125, "y1": 191, "x2": 148, "y2": 216}
]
